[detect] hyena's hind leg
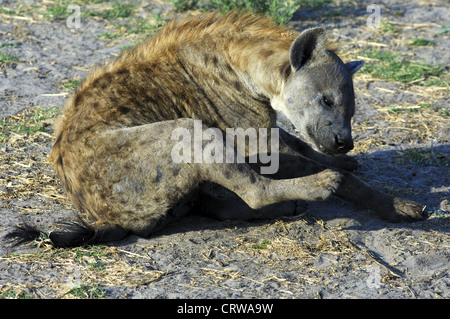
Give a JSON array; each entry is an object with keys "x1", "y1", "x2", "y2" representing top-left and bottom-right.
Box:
[
  {"x1": 85, "y1": 120, "x2": 206, "y2": 238},
  {"x1": 194, "y1": 182, "x2": 306, "y2": 221},
  {"x1": 6, "y1": 119, "x2": 205, "y2": 247}
]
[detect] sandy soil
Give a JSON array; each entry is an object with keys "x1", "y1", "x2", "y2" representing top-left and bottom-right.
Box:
[{"x1": 0, "y1": 0, "x2": 449, "y2": 299}]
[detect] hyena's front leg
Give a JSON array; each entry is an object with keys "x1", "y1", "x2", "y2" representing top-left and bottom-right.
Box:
[
  {"x1": 333, "y1": 171, "x2": 426, "y2": 222},
  {"x1": 167, "y1": 119, "x2": 344, "y2": 214},
  {"x1": 269, "y1": 150, "x2": 426, "y2": 222},
  {"x1": 199, "y1": 161, "x2": 343, "y2": 211}
]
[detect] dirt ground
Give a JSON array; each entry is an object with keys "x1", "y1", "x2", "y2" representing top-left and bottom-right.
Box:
[{"x1": 0, "y1": 0, "x2": 449, "y2": 299}]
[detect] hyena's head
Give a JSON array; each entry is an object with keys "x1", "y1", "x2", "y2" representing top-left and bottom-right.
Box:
[{"x1": 274, "y1": 28, "x2": 364, "y2": 156}]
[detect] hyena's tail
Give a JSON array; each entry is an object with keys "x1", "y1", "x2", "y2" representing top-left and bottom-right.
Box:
[{"x1": 5, "y1": 221, "x2": 128, "y2": 248}]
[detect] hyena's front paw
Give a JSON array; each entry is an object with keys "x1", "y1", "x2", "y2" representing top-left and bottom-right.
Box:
[
  {"x1": 312, "y1": 169, "x2": 343, "y2": 200},
  {"x1": 376, "y1": 197, "x2": 427, "y2": 222},
  {"x1": 390, "y1": 197, "x2": 427, "y2": 222}
]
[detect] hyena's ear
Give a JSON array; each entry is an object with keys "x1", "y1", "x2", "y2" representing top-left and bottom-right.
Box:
[
  {"x1": 289, "y1": 27, "x2": 327, "y2": 71},
  {"x1": 345, "y1": 60, "x2": 365, "y2": 76}
]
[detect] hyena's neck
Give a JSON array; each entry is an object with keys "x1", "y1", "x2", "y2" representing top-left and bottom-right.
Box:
[
  {"x1": 167, "y1": 36, "x2": 294, "y2": 129},
  {"x1": 225, "y1": 38, "x2": 292, "y2": 101}
]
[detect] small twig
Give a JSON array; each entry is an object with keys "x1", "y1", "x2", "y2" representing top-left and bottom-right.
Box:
[
  {"x1": 41, "y1": 93, "x2": 69, "y2": 97},
  {"x1": 117, "y1": 249, "x2": 150, "y2": 259}
]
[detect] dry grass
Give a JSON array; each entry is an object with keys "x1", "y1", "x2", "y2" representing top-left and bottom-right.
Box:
[
  {"x1": 352, "y1": 81, "x2": 449, "y2": 156},
  {"x1": 0, "y1": 245, "x2": 168, "y2": 298},
  {"x1": 182, "y1": 214, "x2": 450, "y2": 296},
  {"x1": 0, "y1": 107, "x2": 69, "y2": 208}
]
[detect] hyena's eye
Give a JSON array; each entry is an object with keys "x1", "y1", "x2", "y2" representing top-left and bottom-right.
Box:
[{"x1": 322, "y1": 96, "x2": 333, "y2": 108}]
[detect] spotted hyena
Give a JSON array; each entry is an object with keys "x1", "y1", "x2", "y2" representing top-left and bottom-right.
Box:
[{"x1": 7, "y1": 12, "x2": 426, "y2": 247}]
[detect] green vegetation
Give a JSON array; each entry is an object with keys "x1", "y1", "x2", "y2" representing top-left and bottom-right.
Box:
[
  {"x1": 0, "y1": 289, "x2": 34, "y2": 299},
  {"x1": 0, "y1": 41, "x2": 18, "y2": 48},
  {"x1": 73, "y1": 245, "x2": 108, "y2": 271},
  {"x1": 403, "y1": 148, "x2": 450, "y2": 167},
  {"x1": 2, "y1": 0, "x2": 333, "y2": 26},
  {"x1": 172, "y1": 0, "x2": 198, "y2": 11},
  {"x1": 252, "y1": 240, "x2": 270, "y2": 249},
  {"x1": 0, "y1": 42, "x2": 19, "y2": 67},
  {"x1": 60, "y1": 79, "x2": 81, "y2": 90},
  {"x1": 428, "y1": 209, "x2": 450, "y2": 218},
  {"x1": 408, "y1": 37, "x2": 436, "y2": 47},
  {"x1": 124, "y1": 14, "x2": 166, "y2": 36},
  {"x1": 387, "y1": 103, "x2": 449, "y2": 117},
  {"x1": 211, "y1": 0, "x2": 300, "y2": 25},
  {"x1": 0, "y1": 5, "x2": 31, "y2": 16},
  {"x1": 67, "y1": 283, "x2": 106, "y2": 298},
  {"x1": 0, "y1": 107, "x2": 61, "y2": 143},
  {"x1": 0, "y1": 50, "x2": 19, "y2": 66},
  {"x1": 440, "y1": 109, "x2": 450, "y2": 116},
  {"x1": 358, "y1": 48, "x2": 448, "y2": 86},
  {"x1": 64, "y1": 246, "x2": 110, "y2": 298},
  {"x1": 86, "y1": 2, "x2": 136, "y2": 20},
  {"x1": 172, "y1": 0, "x2": 332, "y2": 25},
  {"x1": 107, "y1": 14, "x2": 166, "y2": 44},
  {"x1": 95, "y1": 31, "x2": 122, "y2": 40},
  {"x1": 0, "y1": 1, "x2": 138, "y2": 22},
  {"x1": 44, "y1": 4, "x2": 69, "y2": 20},
  {"x1": 380, "y1": 21, "x2": 401, "y2": 33},
  {"x1": 437, "y1": 25, "x2": 450, "y2": 35},
  {"x1": 418, "y1": 103, "x2": 449, "y2": 117}
]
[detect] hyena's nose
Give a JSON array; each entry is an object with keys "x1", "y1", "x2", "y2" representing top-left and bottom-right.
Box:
[{"x1": 334, "y1": 134, "x2": 354, "y2": 154}]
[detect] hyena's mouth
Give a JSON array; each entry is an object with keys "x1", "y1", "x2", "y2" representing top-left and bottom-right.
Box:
[
  {"x1": 308, "y1": 129, "x2": 335, "y2": 156},
  {"x1": 317, "y1": 138, "x2": 353, "y2": 156},
  {"x1": 318, "y1": 143, "x2": 335, "y2": 156},
  {"x1": 305, "y1": 126, "x2": 330, "y2": 155},
  {"x1": 313, "y1": 125, "x2": 353, "y2": 156}
]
